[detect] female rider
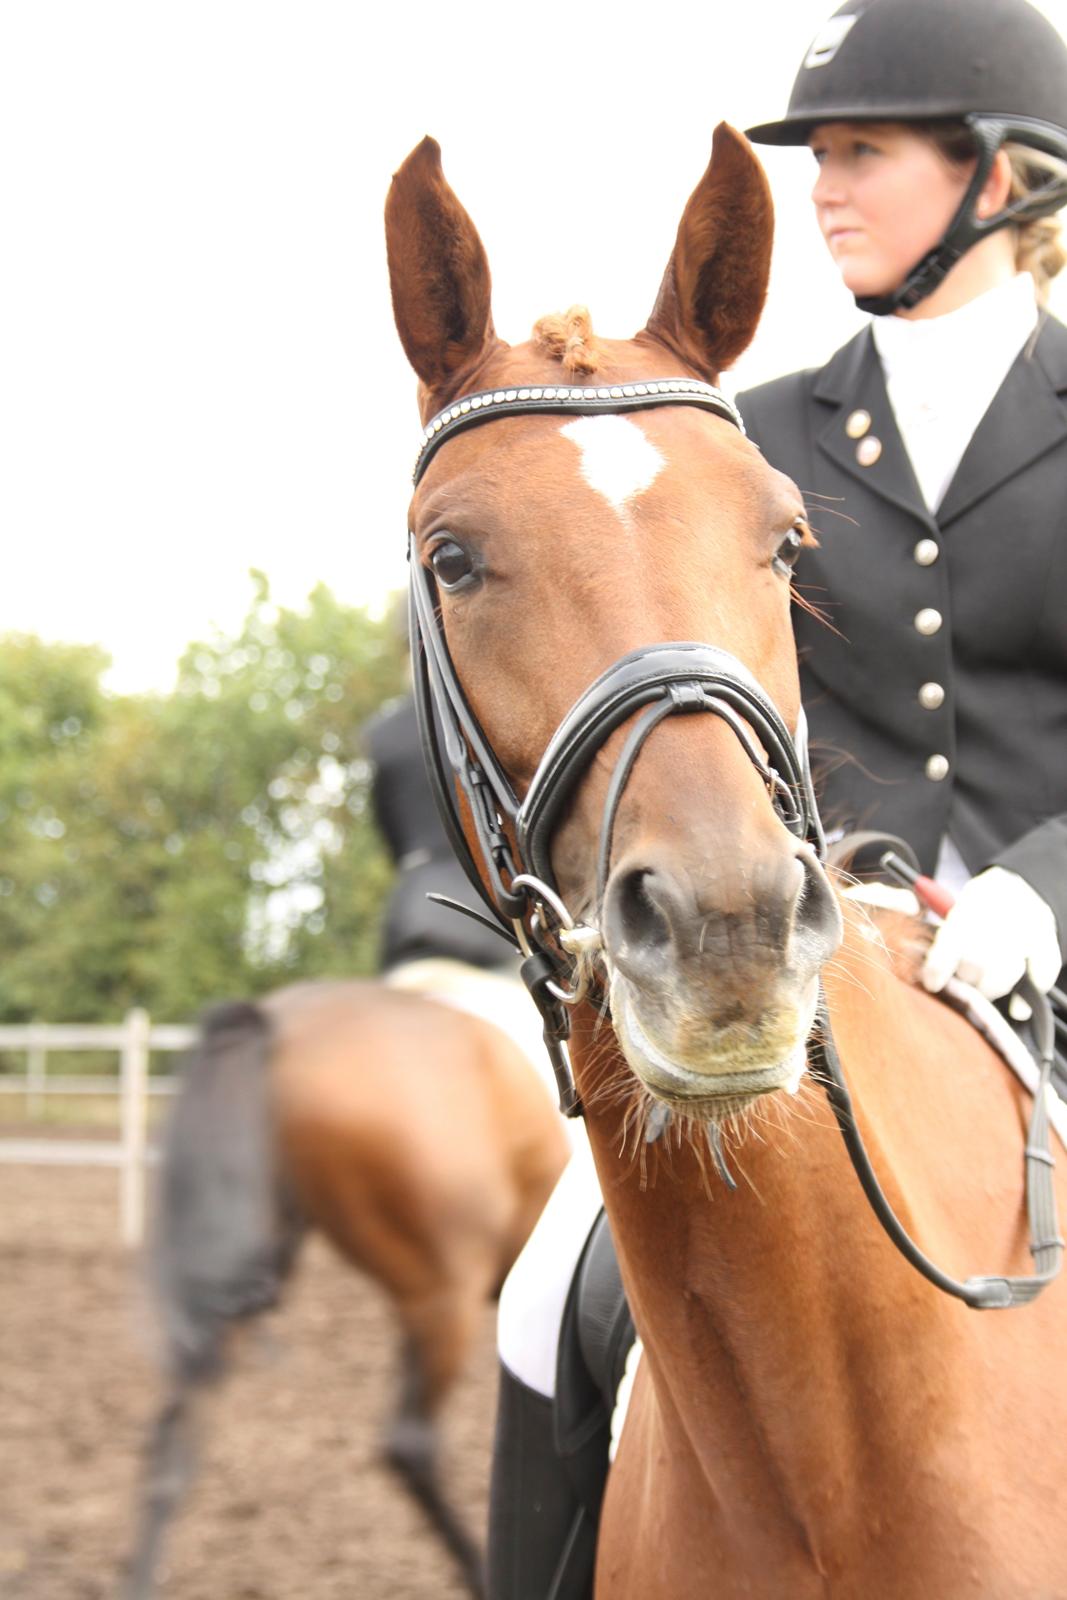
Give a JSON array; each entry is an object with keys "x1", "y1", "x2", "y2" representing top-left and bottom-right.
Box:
[
  {"x1": 488, "y1": 2, "x2": 1067, "y2": 1594},
  {"x1": 741, "y1": 0, "x2": 1067, "y2": 1013}
]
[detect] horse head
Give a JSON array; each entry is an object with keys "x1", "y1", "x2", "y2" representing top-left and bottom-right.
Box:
[{"x1": 386, "y1": 128, "x2": 842, "y2": 1123}]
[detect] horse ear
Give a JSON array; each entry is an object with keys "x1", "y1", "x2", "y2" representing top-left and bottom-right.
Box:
[
  {"x1": 644, "y1": 123, "x2": 774, "y2": 379},
  {"x1": 386, "y1": 137, "x2": 502, "y2": 411}
]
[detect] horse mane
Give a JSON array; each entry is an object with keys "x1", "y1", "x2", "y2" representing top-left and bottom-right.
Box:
[{"x1": 533, "y1": 305, "x2": 601, "y2": 376}]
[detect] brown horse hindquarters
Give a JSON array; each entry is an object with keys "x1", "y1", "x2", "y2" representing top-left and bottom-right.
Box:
[
  {"x1": 128, "y1": 977, "x2": 566, "y2": 1600},
  {"x1": 267, "y1": 981, "x2": 569, "y2": 1321},
  {"x1": 591, "y1": 902, "x2": 1067, "y2": 1599}
]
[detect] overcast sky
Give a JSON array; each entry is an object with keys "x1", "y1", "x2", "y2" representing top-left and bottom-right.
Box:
[{"x1": 5, "y1": 1, "x2": 1067, "y2": 691}]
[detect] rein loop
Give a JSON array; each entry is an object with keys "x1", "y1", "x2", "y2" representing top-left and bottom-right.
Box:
[{"x1": 812, "y1": 979, "x2": 1063, "y2": 1309}]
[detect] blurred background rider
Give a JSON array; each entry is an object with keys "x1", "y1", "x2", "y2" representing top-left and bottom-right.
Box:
[
  {"x1": 365, "y1": 691, "x2": 509, "y2": 973},
  {"x1": 364, "y1": 690, "x2": 563, "y2": 1108}
]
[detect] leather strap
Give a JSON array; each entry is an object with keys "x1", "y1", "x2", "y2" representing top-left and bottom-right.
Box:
[
  {"x1": 813, "y1": 979, "x2": 1063, "y2": 1309},
  {"x1": 413, "y1": 377, "x2": 744, "y2": 485}
]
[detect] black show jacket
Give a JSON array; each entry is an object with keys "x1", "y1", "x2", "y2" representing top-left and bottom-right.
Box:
[{"x1": 738, "y1": 316, "x2": 1067, "y2": 946}]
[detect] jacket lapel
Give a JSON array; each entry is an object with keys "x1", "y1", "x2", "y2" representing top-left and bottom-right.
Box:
[
  {"x1": 812, "y1": 330, "x2": 936, "y2": 530},
  {"x1": 936, "y1": 314, "x2": 1067, "y2": 527}
]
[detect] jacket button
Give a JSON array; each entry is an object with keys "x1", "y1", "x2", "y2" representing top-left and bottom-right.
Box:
[
  {"x1": 918, "y1": 681, "x2": 945, "y2": 709},
  {"x1": 856, "y1": 436, "x2": 882, "y2": 466},
  {"x1": 914, "y1": 608, "x2": 943, "y2": 635},
  {"x1": 925, "y1": 754, "x2": 950, "y2": 781},
  {"x1": 913, "y1": 539, "x2": 940, "y2": 566},
  {"x1": 846, "y1": 409, "x2": 871, "y2": 438}
]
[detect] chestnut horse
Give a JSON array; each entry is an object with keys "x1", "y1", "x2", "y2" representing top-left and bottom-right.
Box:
[
  {"x1": 385, "y1": 128, "x2": 1067, "y2": 1596},
  {"x1": 124, "y1": 980, "x2": 569, "y2": 1599}
]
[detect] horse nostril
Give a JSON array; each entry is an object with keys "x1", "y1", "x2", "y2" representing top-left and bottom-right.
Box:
[
  {"x1": 603, "y1": 845, "x2": 842, "y2": 994},
  {"x1": 608, "y1": 868, "x2": 673, "y2": 960},
  {"x1": 794, "y1": 849, "x2": 844, "y2": 958}
]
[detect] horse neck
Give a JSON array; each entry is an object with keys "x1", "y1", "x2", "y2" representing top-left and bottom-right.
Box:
[{"x1": 573, "y1": 897, "x2": 1011, "y2": 1528}]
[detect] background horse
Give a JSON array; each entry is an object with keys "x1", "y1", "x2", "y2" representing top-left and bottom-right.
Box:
[
  {"x1": 124, "y1": 978, "x2": 569, "y2": 1599},
  {"x1": 386, "y1": 127, "x2": 1067, "y2": 1596}
]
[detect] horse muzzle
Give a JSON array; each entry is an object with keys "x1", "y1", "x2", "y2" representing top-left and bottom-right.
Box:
[{"x1": 602, "y1": 837, "x2": 840, "y2": 1109}]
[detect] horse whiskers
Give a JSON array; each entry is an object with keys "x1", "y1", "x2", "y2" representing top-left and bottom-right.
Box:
[
  {"x1": 581, "y1": 1047, "x2": 643, "y2": 1117},
  {"x1": 590, "y1": 986, "x2": 613, "y2": 1041},
  {"x1": 775, "y1": 1078, "x2": 833, "y2": 1135},
  {"x1": 584, "y1": 1078, "x2": 632, "y2": 1122},
  {"x1": 618, "y1": 1088, "x2": 652, "y2": 1159},
  {"x1": 576, "y1": 943, "x2": 853, "y2": 1184},
  {"x1": 820, "y1": 956, "x2": 878, "y2": 1003},
  {"x1": 688, "y1": 1125, "x2": 717, "y2": 1201},
  {"x1": 792, "y1": 585, "x2": 844, "y2": 634},
  {"x1": 826, "y1": 912, "x2": 931, "y2": 995},
  {"x1": 802, "y1": 493, "x2": 860, "y2": 528},
  {"x1": 573, "y1": 948, "x2": 609, "y2": 1006},
  {"x1": 609, "y1": 1089, "x2": 665, "y2": 1190},
  {"x1": 749, "y1": 1076, "x2": 830, "y2": 1141},
  {"x1": 596, "y1": 1052, "x2": 839, "y2": 1200},
  {"x1": 836, "y1": 894, "x2": 892, "y2": 952},
  {"x1": 702, "y1": 1071, "x2": 831, "y2": 1172}
]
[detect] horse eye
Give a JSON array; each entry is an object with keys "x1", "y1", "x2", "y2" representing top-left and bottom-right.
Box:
[
  {"x1": 773, "y1": 523, "x2": 806, "y2": 577},
  {"x1": 429, "y1": 538, "x2": 476, "y2": 589}
]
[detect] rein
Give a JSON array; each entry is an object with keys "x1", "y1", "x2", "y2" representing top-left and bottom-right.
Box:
[
  {"x1": 813, "y1": 981, "x2": 1062, "y2": 1309},
  {"x1": 407, "y1": 378, "x2": 1062, "y2": 1309}
]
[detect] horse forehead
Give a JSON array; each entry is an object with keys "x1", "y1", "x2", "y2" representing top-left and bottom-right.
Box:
[{"x1": 558, "y1": 414, "x2": 666, "y2": 517}]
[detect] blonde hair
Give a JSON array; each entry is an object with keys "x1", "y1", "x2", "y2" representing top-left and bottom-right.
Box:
[
  {"x1": 1005, "y1": 143, "x2": 1067, "y2": 302},
  {"x1": 921, "y1": 121, "x2": 1067, "y2": 303}
]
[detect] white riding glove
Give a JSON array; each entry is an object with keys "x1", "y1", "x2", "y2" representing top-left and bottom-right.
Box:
[{"x1": 922, "y1": 866, "x2": 1062, "y2": 1006}]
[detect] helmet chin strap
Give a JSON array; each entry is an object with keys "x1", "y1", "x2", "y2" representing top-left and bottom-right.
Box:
[{"x1": 857, "y1": 116, "x2": 1067, "y2": 317}]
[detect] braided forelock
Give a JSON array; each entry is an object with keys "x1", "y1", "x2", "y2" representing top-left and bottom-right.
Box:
[{"x1": 532, "y1": 305, "x2": 601, "y2": 376}]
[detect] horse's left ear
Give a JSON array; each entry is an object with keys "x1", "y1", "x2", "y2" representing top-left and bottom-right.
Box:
[
  {"x1": 386, "y1": 137, "x2": 503, "y2": 416},
  {"x1": 643, "y1": 123, "x2": 773, "y2": 379}
]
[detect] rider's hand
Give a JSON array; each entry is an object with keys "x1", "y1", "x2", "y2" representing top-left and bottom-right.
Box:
[{"x1": 921, "y1": 866, "x2": 1062, "y2": 1005}]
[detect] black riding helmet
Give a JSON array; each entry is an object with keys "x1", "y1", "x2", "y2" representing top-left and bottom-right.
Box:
[{"x1": 746, "y1": 0, "x2": 1067, "y2": 314}]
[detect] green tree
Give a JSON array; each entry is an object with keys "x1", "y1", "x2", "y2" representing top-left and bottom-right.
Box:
[
  {"x1": 0, "y1": 577, "x2": 406, "y2": 1023},
  {"x1": 0, "y1": 635, "x2": 127, "y2": 1019}
]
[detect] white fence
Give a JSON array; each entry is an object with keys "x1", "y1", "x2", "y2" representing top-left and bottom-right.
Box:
[{"x1": 0, "y1": 1011, "x2": 195, "y2": 1246}]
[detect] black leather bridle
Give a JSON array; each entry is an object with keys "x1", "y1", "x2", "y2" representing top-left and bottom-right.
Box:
[
  {"x1": 409, "y1": 378, "x2": 823, "y2": 1107},
  {"x1": 407, "y1": 377, "x2": 1061, "y2": 1310}
]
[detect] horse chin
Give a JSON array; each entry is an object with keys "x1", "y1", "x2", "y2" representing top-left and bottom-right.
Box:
[{"x1": 609, "y1": 973, "x2": 818, "y2": 1115}]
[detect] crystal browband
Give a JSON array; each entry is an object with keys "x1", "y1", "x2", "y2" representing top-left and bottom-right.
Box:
[{"x1": 412, "y1": 377, "x2": 745, "y2": 484}]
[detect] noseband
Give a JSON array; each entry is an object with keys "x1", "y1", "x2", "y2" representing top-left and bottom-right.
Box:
[{"x1": 407, "y1": 377, "x2": 1061, "y2": 1310}]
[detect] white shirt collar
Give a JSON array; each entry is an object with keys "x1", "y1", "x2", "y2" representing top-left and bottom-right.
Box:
[
  {"x1": 870, "y1": 275, "x2": 1038, "y2": 511},
  {"x1": 871, "y1": 272, "x2": 1038, "y2": 377}
]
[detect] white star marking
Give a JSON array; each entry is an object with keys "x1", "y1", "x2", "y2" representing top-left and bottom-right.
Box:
[{"x1": 560, "y1": 414, "x2": 664, "y2": 517}]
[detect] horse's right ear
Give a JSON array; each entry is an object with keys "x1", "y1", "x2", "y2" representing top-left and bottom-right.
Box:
[
  {"x1": 643, "y1": 123, "x2": 773, "y2": 379},
  {"x1": 385, "y1": 138, "x2": 501, "y2": 414}
]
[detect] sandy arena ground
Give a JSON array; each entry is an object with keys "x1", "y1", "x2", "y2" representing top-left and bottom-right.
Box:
[{"x1": 0, "y1": 1160, "x2": 498, "y2": 1599}]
